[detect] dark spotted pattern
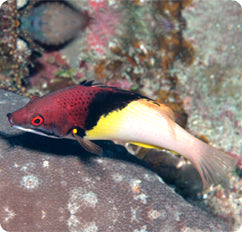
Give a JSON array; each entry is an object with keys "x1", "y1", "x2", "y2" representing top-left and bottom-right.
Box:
[
  {"x1": 54, "y1": 86, "x2": 97, "y2": 129},
  {"x1": 54, "y1": 83, "x2": 146, "y2": 130}
]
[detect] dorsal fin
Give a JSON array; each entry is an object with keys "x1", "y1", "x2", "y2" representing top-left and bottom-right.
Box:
[
  {"x1": 79, "y1": 80, "x2": 99, "y2": 87},
  {"x1": 29, "y1": 96, "x2": 39, "y2": 102}
]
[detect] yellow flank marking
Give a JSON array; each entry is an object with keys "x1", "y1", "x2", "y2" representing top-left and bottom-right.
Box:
[
  {"x1": 85, "y1": 98, "x2": 176, "y2": 145},
  {"x1": 72, "y1": 128, "x2": 77, "y2": 134},
  {"x1": 85, "y1": 105, "x2": 128, "y2": 140},
  {"x1": 86, "y1": 99, "x2": 154, "y2": 139}
]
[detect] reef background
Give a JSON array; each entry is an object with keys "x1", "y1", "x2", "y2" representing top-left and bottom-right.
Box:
[
  {"x1": 175, "y1": 0, "x2": 241, "y2": 227},
  {"x1": 176, "y1": 0, "x2": 241, "y2": 157}
]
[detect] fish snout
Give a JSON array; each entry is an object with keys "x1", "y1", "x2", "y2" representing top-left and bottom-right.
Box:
[{"x1": 7, "y1": 113, "x2": 14, "y2": 127}]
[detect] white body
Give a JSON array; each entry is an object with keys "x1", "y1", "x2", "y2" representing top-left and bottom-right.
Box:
[{"x1": 86, "y1": 99, "x2": 237, "y2": 189}]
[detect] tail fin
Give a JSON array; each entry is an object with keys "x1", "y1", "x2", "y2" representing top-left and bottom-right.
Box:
[{"x1": 189, "y1": 141, "x2": 238, "y2": 190}]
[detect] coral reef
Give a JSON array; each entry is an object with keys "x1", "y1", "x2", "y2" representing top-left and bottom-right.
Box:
[
  {"x1": 26, "y1": 52, "x2": 82, "y2": 95},
  {"x1": 203, "y1": 176, "x2": 242, "y2": 230},
  {"x1": 0, "y1": 0, "x2": 89, "y2": 91},
  {"x1": 0, "y1": 0, "x2": 194, "y2": 97},
  {"x1": 174, "y1": 0, "x2": 241, "y2": 229},
  {"x1": 70, "y1": 0, "x2": 194, "y2": 96}
]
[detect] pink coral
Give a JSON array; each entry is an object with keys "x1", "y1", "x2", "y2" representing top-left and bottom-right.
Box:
[
  {"x1": 28, "y1": 52, "x2": 69, "y2": 91},
  {"x1": 87, "y1": 0, "x2": 124, "y2": 53}
]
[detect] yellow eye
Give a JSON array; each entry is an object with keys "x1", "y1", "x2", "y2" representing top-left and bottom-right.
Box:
[{"x1": 31, "y1": 115, "x2": 44, "y2": 126}]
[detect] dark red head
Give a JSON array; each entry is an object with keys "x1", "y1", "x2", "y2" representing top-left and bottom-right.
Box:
[
  {"x1": 6, "y1": 86, "x2": 95, "y2": 138},
  {"x1": 7, "y1": 95, "x2": 72, "y2": 138}
]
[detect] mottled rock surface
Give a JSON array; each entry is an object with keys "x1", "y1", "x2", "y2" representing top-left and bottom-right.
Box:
[{"x1": 0, "y1": 90, "x2": 230, "y2": 231}]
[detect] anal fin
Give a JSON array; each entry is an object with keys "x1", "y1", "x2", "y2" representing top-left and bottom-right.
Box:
[{"x1": 129, "y1": 141, "x2": 162, "y2": 150}]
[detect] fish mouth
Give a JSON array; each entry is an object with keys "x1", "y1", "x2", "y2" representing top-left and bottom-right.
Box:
[{"x1": 12, "y1": 125, "x2": 60, "y2": 139}]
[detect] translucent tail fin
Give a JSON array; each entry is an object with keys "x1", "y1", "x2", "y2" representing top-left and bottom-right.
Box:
[{"x1": 190, "y1": 141, "x2": 238, "y2": 190}]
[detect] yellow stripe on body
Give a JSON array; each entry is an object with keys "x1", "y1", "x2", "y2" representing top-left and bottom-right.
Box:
[
  {"x1": 85, "y1": 98, "x2": 176, "y2": 150},
  {"x1": 85, "y1": 105, "x2": 128, "y2": 140}
]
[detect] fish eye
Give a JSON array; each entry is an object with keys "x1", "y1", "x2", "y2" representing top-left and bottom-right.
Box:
[{"x1": 31, "y1": 115, "x2": 44, "y2": 126}]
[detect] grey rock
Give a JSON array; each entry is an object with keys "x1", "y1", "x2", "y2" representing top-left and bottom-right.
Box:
[{"x1": 0, "y1": 90, "x2": 230, "y2": 232}]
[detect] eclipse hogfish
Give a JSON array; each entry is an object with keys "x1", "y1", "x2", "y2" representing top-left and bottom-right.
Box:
[{"x1": 7, "y1": 81, "x2": 237, "y2": 189}]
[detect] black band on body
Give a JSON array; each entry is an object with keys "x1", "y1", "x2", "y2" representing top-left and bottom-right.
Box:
[{"x1": 85, "y1": 88, "x2": 148, "y2": 130}]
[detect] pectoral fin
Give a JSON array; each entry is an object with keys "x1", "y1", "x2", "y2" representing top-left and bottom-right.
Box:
[
  {"x1": 72, "y1": 130, "x2": 103, "y2": 155},
  {"x1": 75, "y1": 135, "x2": 103, "y2": 156}
]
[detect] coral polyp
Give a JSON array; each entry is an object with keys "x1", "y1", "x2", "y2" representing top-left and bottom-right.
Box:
[{"x1": 87, "y1": 5, "x2": 124, "y2": 53}]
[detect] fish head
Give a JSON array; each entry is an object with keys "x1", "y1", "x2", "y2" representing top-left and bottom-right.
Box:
[{"x1": 7, "y1": 95, "x2": 75, "y2": 138}]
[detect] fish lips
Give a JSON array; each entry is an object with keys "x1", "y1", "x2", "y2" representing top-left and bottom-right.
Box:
[{"x1": 12, "y1": 125, "x2": 61, "y2": 139}]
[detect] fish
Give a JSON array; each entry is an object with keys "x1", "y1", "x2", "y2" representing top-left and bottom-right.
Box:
[
  {"x1": 7, "y1": 80, "x2": 237, "y2": 189},
  {"x1": 20, "y1": 1, "x2": 89, "y2": 46}
]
